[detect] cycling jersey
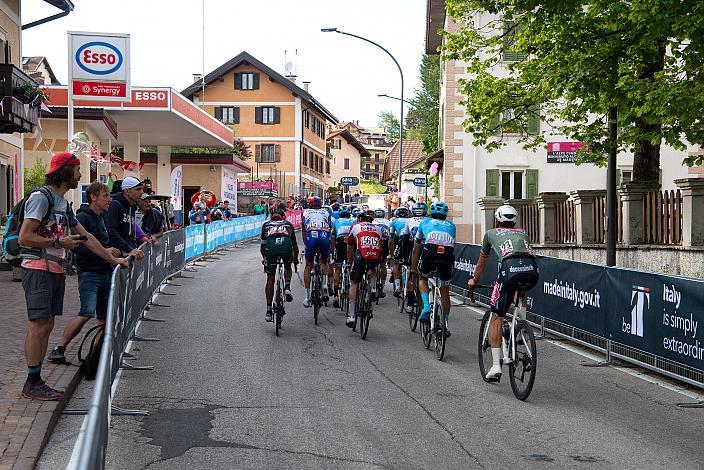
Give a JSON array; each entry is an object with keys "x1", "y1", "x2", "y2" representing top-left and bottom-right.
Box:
[
  {"x1": 372, "y1": 218, "x2": 390, "y2": 239},
  {"x1": 346, "y1": 222, "x2": 383, "y2": 262},
  {"x1": 303, "y1": 208, "x2": 332, "y2": 233},
  {"x1": 400, "y1": 216, "x2": 426, "y2": 239},
  {"x1": 303, "y1": 208, "x2": 331, "y2": 263},
  {"x1": 332, "y1": 217, "x2": 355, "y2": 239},
  {"x1": 415, "y1": 218, "x2": 456, "y2": 248},
  {"x1": 481, "y1": 227, "x2": 535, "y2": 261},
  {"x1": 389, "y1": 217, "x2": 407, "y2": 239},
  {"x1": 261, "y1": 219, "x2": 298, "y2": 274},
  {"x1": 331, "y1": 210, "x2": 340, "y2": 221}
]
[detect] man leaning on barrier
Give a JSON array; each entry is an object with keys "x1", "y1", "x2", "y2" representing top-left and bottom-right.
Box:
[
  {"x1": 18, "y1": 153, "x2": 128, "y2": 401},
  {"x1": 138, "y1": 193, "x2": 165, "y2": 241},
  {"x1": 104, "y1": 176, "x2": 146, "y2": 261},
  {"x1": 48, "y1": 182, "x2": 129, "y2": 365}
]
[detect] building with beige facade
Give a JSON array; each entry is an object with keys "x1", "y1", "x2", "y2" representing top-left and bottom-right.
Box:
[
  {"x1": 327, "y1": 128, "x2": 369, "y2": 193},
  {"x1": 337, "y1": 121, "x2": 394, "y2": 181},
  {"x1": 182, "y1": 51, "x2": 338, "y2": 198}
]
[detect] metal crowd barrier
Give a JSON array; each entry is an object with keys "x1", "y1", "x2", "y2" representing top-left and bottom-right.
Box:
[
  {"x1": 65, "y1": 212, "x2": 285, "y2": 470},
  {"x1": 450, "y1": 243, "x2": 704, "y2": 391}
]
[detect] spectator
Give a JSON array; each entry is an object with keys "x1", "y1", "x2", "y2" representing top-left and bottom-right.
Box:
[
  {"x1": 166, "y1": 198, "x2": 175, "y2": 228},
  {"x1": 222, "y1": 200, "x2": 233, "y2": 220},
  {"x1": 138, "y1": 193, "x2": 165, "y2": 240},
  {"x1": 210, "y1": 201, "x2": 225, "y2": 221},
  {"x1": 18, "y1": 153, "x2": 127, "y2": 400},
  {"x1": 189, "y1": 202, "x2": 209, "y2": 224},
  {"x1": 48, "y1": 182, "x2": 125, "y2": 364},
  {"x1": 391, "y1": 192, "x2": 399, "y2": 211},
  {"x1": 253, "y1": 200, "x2": 263, "y2": 215},
  {"x1": 104, "y1": 176, "x2": 147, "y2": 261}
]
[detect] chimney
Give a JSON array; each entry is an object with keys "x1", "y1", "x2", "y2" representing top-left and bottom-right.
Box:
[
  {"x1": 303, "y1": 81, "x2": 310, "y2": 92},
  {"x1": 193, "y1": 73, "x2": 202, "y2": 83}
]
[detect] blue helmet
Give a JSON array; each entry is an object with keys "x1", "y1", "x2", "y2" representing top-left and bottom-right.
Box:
[
  {"x1": 394, "y1": 207, "x2": 410, "y2": 218},
  {"x1": 339, "y1": 205, "x2": 351, "y2": 217},
  {"x1": 429, "y1": 201, "x2": 449, "y2": 218},
  {"x1": 351, "y1": 207, "x2": 362, "y2": 217},
  {"x1": 411, "y1": 203, "x2": 427, "y2": 217},
  {"x1": 374, "y1": 208, "x2": 386, "y2": 218}
]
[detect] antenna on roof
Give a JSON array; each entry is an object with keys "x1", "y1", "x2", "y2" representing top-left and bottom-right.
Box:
[{"x1": 284, "y1": 49, "x2": 297, "y2": 83}]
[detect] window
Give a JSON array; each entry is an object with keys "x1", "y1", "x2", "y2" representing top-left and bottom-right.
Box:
[
  {"x1": 493, "y1": 106, "x2": 540, "y2": 135},
  {"x1": 215, "y1": 107, "x2": 239, "y2": 124},
  {"x1": 344, "y1": 158, "x2": 349, "y2": 170},
  {"x1": 256, "y1": 106, "x2": 280, "y2": 124},
  {"x1": 311, "y1": 116, "x2": 317, "y2": 133},
  {"x1": 374, "y1": 153, "x2": 380, "y2": 162},
  {"x1": 374, "y1": 164, "x2": 379, "y2": 173},
  {"x1": 303, "y1": 148, "x2": 308, "y2": 166},
  {"x1": 235, "y1": 72, "x2": 259, "y2": 90},
  {"x1": 326, "y1": 161, "x2": 330, "y2": 174},
  {"x1": 502, "y1": 20, "x2": 527, "y2": 62},
  {"x1": 260, "y1": 144, "x2": 276, "y2": 163},
  {"x1": 305, "y1": 111, "x2": 310, "y2": 128},
  {"x1": 500, "y1": 171, "x2": 524, "y2": 200},
  {"x1": 621, "y1": 170, "x2": 632, "y2": 184},
  {"x1": 365, "y1": 163, "x2": 370, "y2": 172}
]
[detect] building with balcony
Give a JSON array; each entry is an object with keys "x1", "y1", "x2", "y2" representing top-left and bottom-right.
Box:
[
  {"x1": 337, "y1": 121, "x2": 394, "y2": 181},
  {"x1": 21, "y1": 56, "x2": 60, "y2": 85},
  {"x1": 327, "y1": 128, "x2": 369, "y2": 195}
]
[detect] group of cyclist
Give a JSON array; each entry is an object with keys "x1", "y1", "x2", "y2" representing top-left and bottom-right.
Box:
[{"x1": 259, "y1": 195, "x2": 539, "y2": 381}]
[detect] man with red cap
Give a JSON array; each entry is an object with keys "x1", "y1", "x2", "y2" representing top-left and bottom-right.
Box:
[{"x1": 18, "y1": 152, "x2": 128, "y2": 401}]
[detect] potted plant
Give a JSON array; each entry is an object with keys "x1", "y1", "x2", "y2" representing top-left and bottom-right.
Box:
[{"x1": 18, "y1": 82, "x2": 48, "y2": 105}]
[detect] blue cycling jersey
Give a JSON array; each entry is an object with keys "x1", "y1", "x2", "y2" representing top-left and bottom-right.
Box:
[
  {"x1": 390, "y1": 217, "x2": 407, "y2": 237},
  {"x1": 331, "y1": 211, "x2": 340, "y2": 221},
  {"x1": 332, "y1": 217, "x2": 355, "y2": 239},
  {"x1": 415, "y1": 218, "x2": 456, "y2": 248}
]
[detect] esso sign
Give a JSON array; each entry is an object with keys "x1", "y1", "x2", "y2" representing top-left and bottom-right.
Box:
[
  {"x1": 76, "y1": 42, "x2": 123, "y2": 75},
  {"x1": 135, "y1": 91, "x2": 167, "y2": 102}
]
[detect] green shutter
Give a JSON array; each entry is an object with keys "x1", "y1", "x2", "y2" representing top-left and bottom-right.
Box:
[
  {"x1": 502, "y1": 20, "x2": 528, "y2": 62},
  {"x1": 526, "y1": 169, "x2": 539, "y2": 200},
  {"x1": 486, "y1": 169, "x2": 499, "y2": 197},
  {"x1": 616, "y1": 169, "x2": 622, "y2": 186},
  {"x1": 526, "y1": 106, "x2": 540, "y2": 134}
]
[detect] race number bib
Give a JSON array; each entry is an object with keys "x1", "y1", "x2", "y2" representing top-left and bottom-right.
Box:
[
  {"x1": 500, "y1": 239, "x2": 514, "y2": 257},
  {"x1": 361, "y1": 236, "x2": 379, "y2": 248}
]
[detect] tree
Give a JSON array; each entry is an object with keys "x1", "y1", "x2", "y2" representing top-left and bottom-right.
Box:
[
  {"x1": 406, "y1": 54, "x2": 441, "y2": 155},
  {"x1": 24, "y1": 159, "x2": 47, "y2": 194},
  {"x1": 443, "y1": 0, "x2": 704, "y2": 184},
  {"x1": 378, "y1": 111, "x2": 400, "y2": 142}
]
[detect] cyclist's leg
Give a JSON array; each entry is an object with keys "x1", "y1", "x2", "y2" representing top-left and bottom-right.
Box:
[
  {"x1": 283, "y1": 253, "x2": 294, "y2": 302},
  {"x1": 319, "y1": 232, "x2": 332, "y2": 297},
  {"x1": 263, "y1": 258, "x2": 277, "y2": 321},
  {"x1": 487, "y1": 264, "x2": 512, "y2": 379},
  {"x1": 347, "y1": 253, "x2": 364, "y2": 325},
  {"x1": 417, "y1": 245, "x2": 434, "y2": 320},
  {"x1": 302, "y1": 235, "x2": 317, "y2": 306},
  {"x1": 437, "y1": 249, "x2": 454, "y2": 319}
]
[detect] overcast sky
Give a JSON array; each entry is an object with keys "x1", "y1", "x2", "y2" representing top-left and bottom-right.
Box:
[{"x1": 21, "y1": 0, "x2": 427, "y2": 127}]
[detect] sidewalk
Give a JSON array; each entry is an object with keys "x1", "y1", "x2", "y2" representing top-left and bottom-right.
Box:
[{"x1": 0, "y1": 269, "x2": 85, "y2": 470}]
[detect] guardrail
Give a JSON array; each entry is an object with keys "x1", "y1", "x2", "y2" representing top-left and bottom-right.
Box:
[
  {"x1": 66, "y1": 212, "x2": 291, "y2": 470},
  {"x1": 450, "y1": 243, "x2": 704, "y2": 389}
]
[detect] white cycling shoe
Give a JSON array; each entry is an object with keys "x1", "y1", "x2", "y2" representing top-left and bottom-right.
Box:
[
  {"x1": 303, "y1": 297, "x2": 311, "y2": 308},
  {"x1": 486, "y1": 365, "x2": 503, "y2": 382},
  {"x1": 346, "y1": 315, "x2": 356, "y2": 328}
]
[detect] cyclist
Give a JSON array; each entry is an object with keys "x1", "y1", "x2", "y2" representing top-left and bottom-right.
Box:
[
  {"x1": 261, "y1": 208, "x2": 299, "y2": 322},
  {"x1": 400, "y1": 202, "x2": 427, "y2": 312},
  {"x1": 330, "y1": 201, "x2": 341, "y2": 221},
  {"x1": 372, "y1": 208, "x2": 391, "y2": 299},
  {"x1": 388, "y1": 206, "x2": 410, "y2": 296},
  {"x1": 469, "y1": 203, "x2": 539, "y2": 381},
  {"x1": 411, "y1": 201, "x2": 456, "y2": 334},
  {"x1": 331, "y1": 204, "x2": 355, "y2": 307},
  {"x1": 301, "y1": 196, "x2": 332, "y2": 307},
  {"x1": 345, "y1": 210, "x2": 383, "y2": 327}
]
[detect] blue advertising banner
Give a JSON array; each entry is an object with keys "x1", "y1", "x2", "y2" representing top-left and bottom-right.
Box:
[{"x1": 185, "y1": 224, "x2": 205, "y2": 260}]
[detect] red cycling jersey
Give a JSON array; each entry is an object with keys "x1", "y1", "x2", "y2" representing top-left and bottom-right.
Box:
[{"x1": 346, "y1": 222, "x2": 383, "y2": 261}]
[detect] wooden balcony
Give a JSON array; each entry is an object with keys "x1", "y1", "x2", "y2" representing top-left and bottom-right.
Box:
[{"x1": 0, "y1": 63, "x2": 41, "y2": 134}]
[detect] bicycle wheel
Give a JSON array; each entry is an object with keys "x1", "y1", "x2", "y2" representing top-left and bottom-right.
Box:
[
  {"x1": 434, "y1": 301, "x2": 447, "y2": 361},
  {"x1": 360, "y1": 283, "x2": 371, "y2": 340},
  {"x1": 478, "y1": 311, "x2": 494, "y2": 383},
  {"x1": 509, "y1": 321, "x2": 537, "y2": 400},
  {"x1": 312, "y1": 273, "x2": 320, "y2": 325},
  {"x1": 275, "y1": 284, "x2": 282, "y2": 337},
  {"x1": 408, "y1": 301, "x2": 418, "y2": 332},
  {"x1": 421, "y1": 299, "x2": 431, "y2": 348}
]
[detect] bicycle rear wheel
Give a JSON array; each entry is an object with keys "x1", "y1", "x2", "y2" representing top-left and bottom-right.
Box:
[
  {"x1": 478, "y1": 311, "x2": 494, "y2": 383},
  {"x1": 360, "y1": 304, "x2": 370, "y2": 340},
  {"x1": 421, "y1": 304, "x2": 431, "y2": 349},
  {"x1": 434, "y1": 303, "x2": 447, "y2": 361},
  {"x1": 312, "y1": 274, "x2": 320, "y2": 325},
  {"x1": 509, "y1": 321, "x2": 537, "y2": 400},
  {"x1": 408, "y1": 303, "x2": 418, "y2": 332}
]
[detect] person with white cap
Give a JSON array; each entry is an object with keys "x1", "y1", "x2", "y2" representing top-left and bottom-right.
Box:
[{"x1": 104, "y1": 176, "x2": 145, "y2": 261}]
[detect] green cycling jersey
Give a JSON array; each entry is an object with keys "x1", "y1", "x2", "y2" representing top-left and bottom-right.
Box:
[{"x1": 480, "y1": 227, "x2": 535, "y2": 262}]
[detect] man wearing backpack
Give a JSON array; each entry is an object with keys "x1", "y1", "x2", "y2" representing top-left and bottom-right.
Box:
[{"x1": 18, "y1": 152, "x2": 128, "y2": 400}]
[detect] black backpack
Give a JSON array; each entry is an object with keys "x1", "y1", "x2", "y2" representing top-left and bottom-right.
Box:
[
  {"x1": 78, "y1": 324, "x2": 104, "y2": 380},
  {"x1": 1, "y1": 187, "x2": 53, "y2": 267}
]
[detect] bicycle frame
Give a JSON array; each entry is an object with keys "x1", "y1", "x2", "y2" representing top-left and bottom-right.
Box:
[{"x1": 480, "y1": 293, "x2": 531, "y2": 364}]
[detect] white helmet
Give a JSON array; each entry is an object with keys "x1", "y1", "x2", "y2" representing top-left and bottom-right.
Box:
[{"x1": 495, "y1": 204, "x2": 518, "y2": 223}]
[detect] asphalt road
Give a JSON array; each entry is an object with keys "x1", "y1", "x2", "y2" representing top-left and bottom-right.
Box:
[{"x1": 39, "y1": 240, "x2": 703, "y2": 469}]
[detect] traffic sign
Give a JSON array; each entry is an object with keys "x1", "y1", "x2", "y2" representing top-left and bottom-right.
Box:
[
  {"x1": 340, "y1": 176, "x2": 360, "y2": 186},
  {"x1": 68, "y1": 32, "x2": 130, "y2": 101},
  {"x1": 413, "y1": 177, "x2": 427, "y2": 187}
]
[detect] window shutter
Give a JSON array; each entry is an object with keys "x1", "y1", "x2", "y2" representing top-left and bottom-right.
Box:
[
  {"x1": 233, "y1": 107, "x2": 240, "y2": 124},
  {"x1": 326, "y1": 161, "x2": 330, "y2": 174},
  {"x1": 255, "y1": 107, "x2": 262, "y2": 124},
  {"x1": 214, "y1": 107, "x2": 222, "y2": 120},
  {"x1": 255, "y1": 144, "x2": 261, "y2": 162},
  {"x1": 235, "y1": 73, "x2": 242, "y2": 90},
  {"x1": 253, "y1": 73, "x2": 260, "y2": 89},
  {"x1": 527, "y1": 106, "x2": 540, "y2": 135},
  {"x1": 526, "y1": 169, "x2": 539, "y2": 200},
  {"x1": 486, "y1": 169, "x2": 500, "y2": 197},
  {"x1": 616, "y1": 169, "x2": 622, "y2": 186},
  {"x1": 275, "y1": 145, "x2": 281, "y2": 162},
  {"x1": 502, "y1": 20, "x2": 527, "y2": 62},
  {"x1": 274, "y1": 107, "x2": 281, "y2": 124}
]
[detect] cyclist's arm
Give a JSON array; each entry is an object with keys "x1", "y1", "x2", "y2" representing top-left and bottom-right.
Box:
[
  {"x1": 470, "y1": 232, "x2": 492, "y2": 285},
  {"x1": 410, "y1": 240, "x2": 422, "y2": 273},
  {"x1": 260, "y1": 225, "x2": 268, "y2": 259},
  {"x1": 289, "y1": 225, "x2": 300, "y2": 259}
]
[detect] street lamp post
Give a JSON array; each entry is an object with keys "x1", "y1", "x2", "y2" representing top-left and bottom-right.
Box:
[{"x1": 322, "y1": 27, "x2": 404, "y2": 193}]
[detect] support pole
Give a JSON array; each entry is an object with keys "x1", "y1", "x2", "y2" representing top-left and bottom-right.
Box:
[{"x1": 606, "y1": 106, "x2": 618, "y2": 266}]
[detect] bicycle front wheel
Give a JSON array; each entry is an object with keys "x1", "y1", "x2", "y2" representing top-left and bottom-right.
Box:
[
  {"x1": 434, "y1": 308, "x2": 447, "y2": 361},
  {"x1": 478, "y1": 311, "x2": 494, "y2": 383},
  {"x1": 509, "y1": 321, "x2": 537, "y2": 401}
]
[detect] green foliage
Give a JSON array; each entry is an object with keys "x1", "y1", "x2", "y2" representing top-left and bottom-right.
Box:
[
  {"x1": 24, "y1": 159, "x2": 47, "y2": 194},
  {"x1": 443, "y1": 0, "x2": 704, "y2": 183},
  {"x1": 378, "y1": 111, "x2": 400, "y2": 142},
  {"x1": 406, "y1": 54, "x2": 441, "y2": 155},
  {"x1": 360, "y1": 179, "x2": 388, "y2": 195}
]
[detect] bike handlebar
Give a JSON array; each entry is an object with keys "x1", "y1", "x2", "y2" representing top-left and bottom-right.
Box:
[{"x1": 467, "y1": 284, "x2": 492, "y2": 304}]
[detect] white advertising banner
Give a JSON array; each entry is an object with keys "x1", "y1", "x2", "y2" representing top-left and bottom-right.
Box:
[
  {"x1": 68, "y1": 31, "x2": 131, "y2": 101},
  {"x1": 222, "y1": 167, "x2": 237, "y2": 208},
  {"x1": 171, "y1": 165, "x2": 183, "y2": 211}
]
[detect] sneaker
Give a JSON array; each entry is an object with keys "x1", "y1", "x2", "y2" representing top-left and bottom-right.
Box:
[
  {"x1": 265, "y1": 309, "x2": 273, "y2": 322},
  {"x1": 333, "y1": 296, "x2": 340, "y2": 308},
  {"x1": 48, "y1": 347, "x2": 66, "y2": 364},
  {"x1": 22, "y1": 380, "x2": 64, "y2": 401},
  {"x1": 486, "y1": 365, "x2": 502, "y2": 382},
  {"x1": 285, "y1": 288, "x2": 293, "y2": 302},
  {"x1": 346, "y1": 315, "x2": 355, "y2": 328},
  {"x1": 303, "y1": 297, "x2": 311, "y2": 308}
]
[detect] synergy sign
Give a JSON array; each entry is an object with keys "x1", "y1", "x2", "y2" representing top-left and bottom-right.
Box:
[{"x1": 68, "y1": 31, "x2": 130, "y2": 101}]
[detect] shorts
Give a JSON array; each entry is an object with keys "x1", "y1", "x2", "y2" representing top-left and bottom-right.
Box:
[
  {"x1": 264, "y1": 251, "x2": 293, "y2": 275},
  {"x1": 381, "y1": 238, "x2": 389, "y2": 261},
  {"x1": 350, "y1": 252, "x2": 380, "y2": 284},
  {"x1": 417, "y1": 244, "x2": 455, "y2": 282},
  {"x1": 490, "y1": 256, "x2": 539, "y2": 317},
  {"x1": 78, "y1": 271, "x2": 111, "y2": 320},
  {"x1": 304, "y1": 231, "x2": 331, "y2": 263},
  {"x1": 399, "y1": 236, "x2": 413, "y2": 265},
  {"x1": 21, "y1": 268, "x2": 65, "y2": 320},
  {"x1": 333, "y1": 238, "x2": 347, "y2": 264}
]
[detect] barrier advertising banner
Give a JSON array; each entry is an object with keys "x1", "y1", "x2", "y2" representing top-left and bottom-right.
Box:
[{"x1": 185, "y1": 224, "x2": 205, "y2": 260}]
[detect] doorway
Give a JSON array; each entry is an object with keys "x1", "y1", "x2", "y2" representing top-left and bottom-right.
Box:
[{"x1": 183, "y1": 186, "x2": 200, "y2": 226}]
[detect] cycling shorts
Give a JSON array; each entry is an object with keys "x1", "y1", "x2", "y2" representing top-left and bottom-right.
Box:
[
  {"x1": 333, "y1": 238, "x2": 347, "y2": 264},
  {"x1": 304, "y1": 231, "x2": 331, "y2": 263},
  {"x1": 350, "y1": 251, "x2": 380, "y2": 284},
  {"x1": 490, "y1": 256, "x2": 539, "y2": 317},
  {"x1": 417, "y1": 244, "x2": 455, "y2": 282},
  {"x1": 264, "y1": 251, "x2": 293, "y2": 275},
  {"x1": 381, "y1": 238, "x2": 389, "y2": 261}
]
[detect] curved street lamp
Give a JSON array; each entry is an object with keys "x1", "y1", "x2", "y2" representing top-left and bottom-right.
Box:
[{"x1": 322, "y1": 27, "x2": 405, "y2": 192}]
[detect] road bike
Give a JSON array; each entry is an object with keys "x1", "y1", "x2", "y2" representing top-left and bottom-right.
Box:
[
  {"x1": 470, "y1": 284, "x2": 537, "y2": 401},
  {"x1": 311, "y1": 252, "x2": 326, "y2": 325},
  {"x1": 420, "y1": 273, "x2": 448, "y2": 360},
  {"x1": 272, "y1": 257, "x2": 286, "y2": 336},
  {"x1": 374, "y1": 262, "x2": 385, "y2": 305},
  {"x1": 339, "y1": 260, "x2": 350, "y2": 314},
  {"x1": 353, "y1": 266, "x2": 374, "y2": 340},
  {"x1": 399, "y1": 264, "x2": 421, "y2": 332}
]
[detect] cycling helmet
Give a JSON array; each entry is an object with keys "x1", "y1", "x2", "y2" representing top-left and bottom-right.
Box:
[
  {"x1": 271, "y1": 208, "x2": 286, "y2": 220},
  {"x1": 495, "y1": 204, "x2": 518, "y2": 223},
  {"x1": 331, "y1": 201, "x2": 340, "y2": 211},
  {"x1": 394, "y1": 207, "x2": 410, "y2": 218},
  {"x1": 411, "y1": 203, "x2": 427, "y2": 217},
  {"x1": 339, "y1": 205, "x2": 351, "y2": 217},
  {"x1": 429, "y1": 201, "x2": 449, "y2": 218},
  {"x1": 361, "y1": 204, "x2": 369, "y2": 210},
  {"x1": 308, "y1": 196, "x2": 322, "y2": 208},
  {"x1": 358, "y1": 211, "x2": 374, "y2": 222},
  {"x1": 351, "y1": 207, "x2": 362, "y2": 217},
  {"x1": 374, "y1": 208, "x2": 386, "y2": 218}
]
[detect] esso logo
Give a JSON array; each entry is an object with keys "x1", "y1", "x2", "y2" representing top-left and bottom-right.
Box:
[
  {"x1": 135, "y1": 91, "x2": 167, "y2": 102},
  {"x1": 75, "y1": 41, "x2": 123, "y2": 75}
]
